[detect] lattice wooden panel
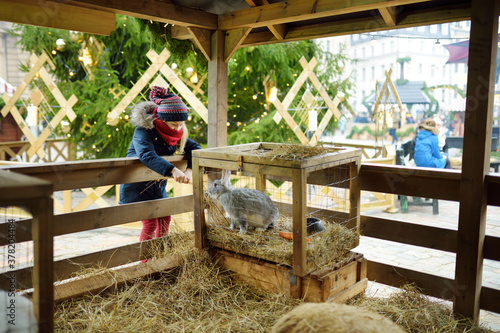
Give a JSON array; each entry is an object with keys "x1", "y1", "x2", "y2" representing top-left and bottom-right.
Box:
[
  {"x1": 0, "y1": 51, "x2": 77, "y2": 160},
  {"x1": 107, "y1": 49, "x2": 208, "y2": 125},
  {"x1": 270, "y1": 57, "x2": 344, "y2": 146}
]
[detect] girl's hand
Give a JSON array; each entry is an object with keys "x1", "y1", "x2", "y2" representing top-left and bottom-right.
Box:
[
  {"x1": 183, "y1": 168, "x2": 193, "y2": 183},
  {"x1": 172, "y1": 168, "x2": 190, "y2": 184}
]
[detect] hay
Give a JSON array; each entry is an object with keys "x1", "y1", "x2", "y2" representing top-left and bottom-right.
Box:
[
  {"x1": 54, "y1": 236, "x2": 492, "y2": 333},
  {"x1": 54, "y1": 232, "x2": 302, "y2": 333},
  {"x1": 204, "y1": 194, "x2": 358, "y2": 269},
  {"x1": 270, "y1": 302, "x2": 405, "y2": 333},
  {"x1": 347, "y1": 284, "x2": 494, "y2": 333},
  {"x1": 250, "y1": 144, "x2": 334, "y2": 161}
]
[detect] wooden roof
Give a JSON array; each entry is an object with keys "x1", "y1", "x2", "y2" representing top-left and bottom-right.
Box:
[{"x1": 2, "y1": 0, "x2": 472, "y2": 48}]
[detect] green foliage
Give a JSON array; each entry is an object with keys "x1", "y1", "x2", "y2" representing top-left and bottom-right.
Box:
[
  {"x1": 12, "y1": 16, "x2": 354, "y2": 158},
  {"x1": 227, "y1": 41, "x2": 354, "y2": 144},
  {"x1": 347, "y1": 124, "x2": 416, "y2": 139}
]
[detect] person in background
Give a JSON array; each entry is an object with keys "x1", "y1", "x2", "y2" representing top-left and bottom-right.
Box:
[
  {"x1": 389, "y1": 110, "x2": 400, "y2": 144},
  {"x1": 119, "y1": 86, "x2": 201, "y2": 243},
  {"x1": 414, "y1": 118, "x2": 451, "y2": 169},
  {"x1": 433, "y1": 116, "x2": 449, "y2": 154}
]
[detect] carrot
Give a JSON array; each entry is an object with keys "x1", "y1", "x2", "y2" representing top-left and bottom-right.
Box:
[{"x1": 279, "y1": 231, "x2": 310, "y2": 242}]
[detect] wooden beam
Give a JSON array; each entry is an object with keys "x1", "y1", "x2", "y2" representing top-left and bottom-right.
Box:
[
  {"x1": 367, "y1": 261, "x2": 456, "y2": 301},
  {"x1": 171, "y1": 25, "x2": 192, "y2": 40},
  {"x1": 379, "y1": 6, "x2": 398, "y2": 26},
  {"x1": 0, "y1": 196, "x2": 193, "y2": 245},
  {"x1": 454, "y1": 0, "x2": 500, "y2": 320},
  {"x1": 0, "y1": 0, "x2": 115, "y2": 35},
  {"x1": 53, "y1": 255, "x2": 182, "y2": 302},
  {"x1": 207, "y1": 30, "x2": 228, "y2": 148},
  {"x1": 219, "y1": 0, "x2": 433, "y2": 30},
  {"x1": 292, "y1": 168, "x2": 307, "y2": 277},
  {"x1": 30, "y1": 197, "x2": 54, "y2": 332},
  {"x1": 360, "y1": 216, "x2": 457, "y2": 253},
  {"x1": 1, "y1": 156, "x2": 187, "y2": 191},
  {"x1": 224, "y1": 28, "x2": 252, "y2": 62},
  {"x1": 241, "y1": 4, "x2": 470, "y2": 47},
  {"x1": 187, "y1": 27, "x2": 212, "y2": 61},
  {"x1": 68, "y1": 0, "x2": 217, "y2": 29},
  {"x1": 359, "y1": 164, "x2": 461, "y2": 201},
  {"x1": 246, "y1": 0, "x2": 288, "y2": 39}
]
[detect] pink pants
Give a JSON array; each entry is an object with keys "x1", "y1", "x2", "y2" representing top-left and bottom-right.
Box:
[{"x1": 139, "y1": 216, "x2": 171, "y2": 241}]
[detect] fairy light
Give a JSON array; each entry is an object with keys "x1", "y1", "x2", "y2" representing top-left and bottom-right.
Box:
[{"x1": 245, "y1": 66, "x2": 250, "y2": 71}]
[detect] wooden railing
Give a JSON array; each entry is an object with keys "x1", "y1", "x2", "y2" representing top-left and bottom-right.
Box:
[
  {"x1": 0, "y1": 138, "x2": 75, "y2": 162},
  {"x1": 0, "y1": 157, "x2": 499, "y2": 324}
]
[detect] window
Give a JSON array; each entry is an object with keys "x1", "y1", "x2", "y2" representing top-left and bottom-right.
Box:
[
  {"x1": 419, "y1": 64, "x2": 423, "y2": 74},
  {"x1": 371, "y1": 45, "x2": 375, "y2": 56},
  {"x1": 362, "y1": 68, "x2": 366, "y2": 80},
  {"x1": 362, "y1": 47, "x2": 366, "y2": 58},
  {"x1": 418, "y1": 26, "x2": 425, "y2": 32},
  {"x1": 442, "y1": 24, "x2": 449, "y2": 35},
  {"x1": 371, "y1": 66, "x2": 375, "y2": 79},
  {"x1": 430, "y1": 25, "x2": 438, "y2": 34}
]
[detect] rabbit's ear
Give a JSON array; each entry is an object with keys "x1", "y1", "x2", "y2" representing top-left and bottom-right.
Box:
[{"x1": 221, "y1": 169, "x2": 231, "y2": 187}]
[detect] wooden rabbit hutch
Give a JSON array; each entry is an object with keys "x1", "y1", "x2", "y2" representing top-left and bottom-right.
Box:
[
  {"x1": 1, "y1": 0, "x2": 500, "y2": 331},
  {"x1": 192, "y1": 142, "x2": 367, "y2": 301}
]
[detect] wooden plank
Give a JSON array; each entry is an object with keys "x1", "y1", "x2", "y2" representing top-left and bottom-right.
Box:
[
  {"x1": 208, "y1": 30, "x2": 228, "y2": 148},
  {"x1": 212, "y1": 248, "x2": 291, "y2": 296},
  {"x1": 0, "y1": 0, "x2": 115, "y2": 35},
  {"x1": 379, "y1": 6, "x2": 398, "y2": 26},
  {"x1": 70, "y1": 0, "x2": 217, "y2": 29},
  {"x1": 224, "y1": 28, "x2": 252, "y2": 63},
  {"x1": 1, "y1": 157, "x2": 187, "y2": 191},
  {"x1": 187, "y1": 27, "x2": 212, "y2": 61},
  {"x1": 30, "y1": 197, "x2": 54, "y2": 332},
  {"x1": 192, "y1": 158, "x2": 206, "y2": 249},
  {"x1": 360, "y1": 215, "x2": 457, "y2": 254},
  {"x1": 53, "y1": 254, "x2": 182, "y2": 302},
  {"x1": 486, "y1": 174, "x2": 500, "y2": 206},
  {"x1": 454, "y1": 0, "x2": 499, "y2": 320},
  {"x1": 218, "y1": 0, "x2": 433, "y2": 30},
  {"x1": 326, "y1": 278, "x2": 368, "y2": 303},
  {"x1": 367, "y1": 261, "x2": 456, "y2": 301},
  {"x1": 349, "y1": 161, "x2": 361, "y2": 237},
  {"x1": 292, "y1": 168, "x2": 307, "y2": 277},
  {"x1": 0, "y1": 196, "x2": 193, "y2": 245},
  {"x1": 480, "y1": 286, "x2": 500, "y2": 315},
  {"x1": 0, "y1": 170, "x2": 52, "y2": 202},
  {"x1": 241, "y1": 4, "x2": 470, "y2": 47},
  {"x1": 0, "y1": 237, "x2": 171, "y2": 291},
  {"x1": 360, "y1": 163, "x2": 461, "y2": 201}
]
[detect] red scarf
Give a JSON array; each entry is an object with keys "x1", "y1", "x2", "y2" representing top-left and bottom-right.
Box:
[{"x1": 153, "y1": 110, "x2": 183, "y2": 146}]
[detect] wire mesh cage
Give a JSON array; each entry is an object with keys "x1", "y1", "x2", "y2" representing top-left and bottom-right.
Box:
[{"x1": 193, "y1": 143, "x2": 362, "y2": 277}]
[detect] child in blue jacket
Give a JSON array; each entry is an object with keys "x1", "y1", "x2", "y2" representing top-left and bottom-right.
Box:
[
  {"x1": 119, "y1": 86, "x2": 200, "y2": 241},
  {"x1": 414, "y1": 118, "x2": 450, "y2": 169}
]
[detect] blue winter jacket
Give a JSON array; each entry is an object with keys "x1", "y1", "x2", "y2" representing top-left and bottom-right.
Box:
[
  {"x1": 413, "y1": 129, "x2": 446, "y2": 169},
  {"x1": 119, "y1": 101, "x2": 201, "y2": 204}
]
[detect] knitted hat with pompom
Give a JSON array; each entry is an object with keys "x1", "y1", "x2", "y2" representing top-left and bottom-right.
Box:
[{"x1": 149, "y1": 86, "x2": 188, "y2": 122}]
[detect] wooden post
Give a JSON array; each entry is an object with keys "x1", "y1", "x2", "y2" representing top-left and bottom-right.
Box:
[
  {"x1": 454, "y1": 0, "x2": 499, "y2": 320},
  {"x1": 349, "y1": 161, "x2": 361, "y2": 236},
  {"x1": 31, "y1": 196, "x2": 54, "y2": 332},
  {"x1": 208, "y1": 30, "x2": 228, "y2": 148},
  {"x1": 292, "y1": 168, "x2": 307, "y2": 277},
  {"x1": 192, "y1": 158, "x2": 206, "y2": 249}
]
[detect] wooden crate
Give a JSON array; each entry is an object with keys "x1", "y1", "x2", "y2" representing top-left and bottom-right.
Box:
[
  {"x1": 192, "y1": 142, "x2": 362, "y2": 277},
  {"x1": 211, "y1": 248, "x2": 367, "y2": 302}
]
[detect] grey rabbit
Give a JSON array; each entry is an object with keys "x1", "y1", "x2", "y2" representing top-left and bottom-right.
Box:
[{"x1": 207, "y1": 178, "x2": 278, "y2": 233}]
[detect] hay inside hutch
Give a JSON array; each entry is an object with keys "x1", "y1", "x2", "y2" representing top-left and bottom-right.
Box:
[{"x1": 192, "y1": 142, "x2": 366, "y2": 301}]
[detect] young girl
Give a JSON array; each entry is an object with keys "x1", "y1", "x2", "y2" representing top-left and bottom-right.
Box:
[{"x1": 119, "y1": 86, "x2": 200, "y2": 241}]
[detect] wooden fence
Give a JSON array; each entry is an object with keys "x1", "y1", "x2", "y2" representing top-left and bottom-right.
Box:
[
  {"x1": 1, "y1": 156, "x2": 499, "y2": 331},
  {"x1": 0, "y1": 139, "x2": 75, "y2": 163}
]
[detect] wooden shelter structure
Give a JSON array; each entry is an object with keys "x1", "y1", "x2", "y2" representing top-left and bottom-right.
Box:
[{"x1": 0, "y1": 0, "x2": 499, "y2": 331}]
